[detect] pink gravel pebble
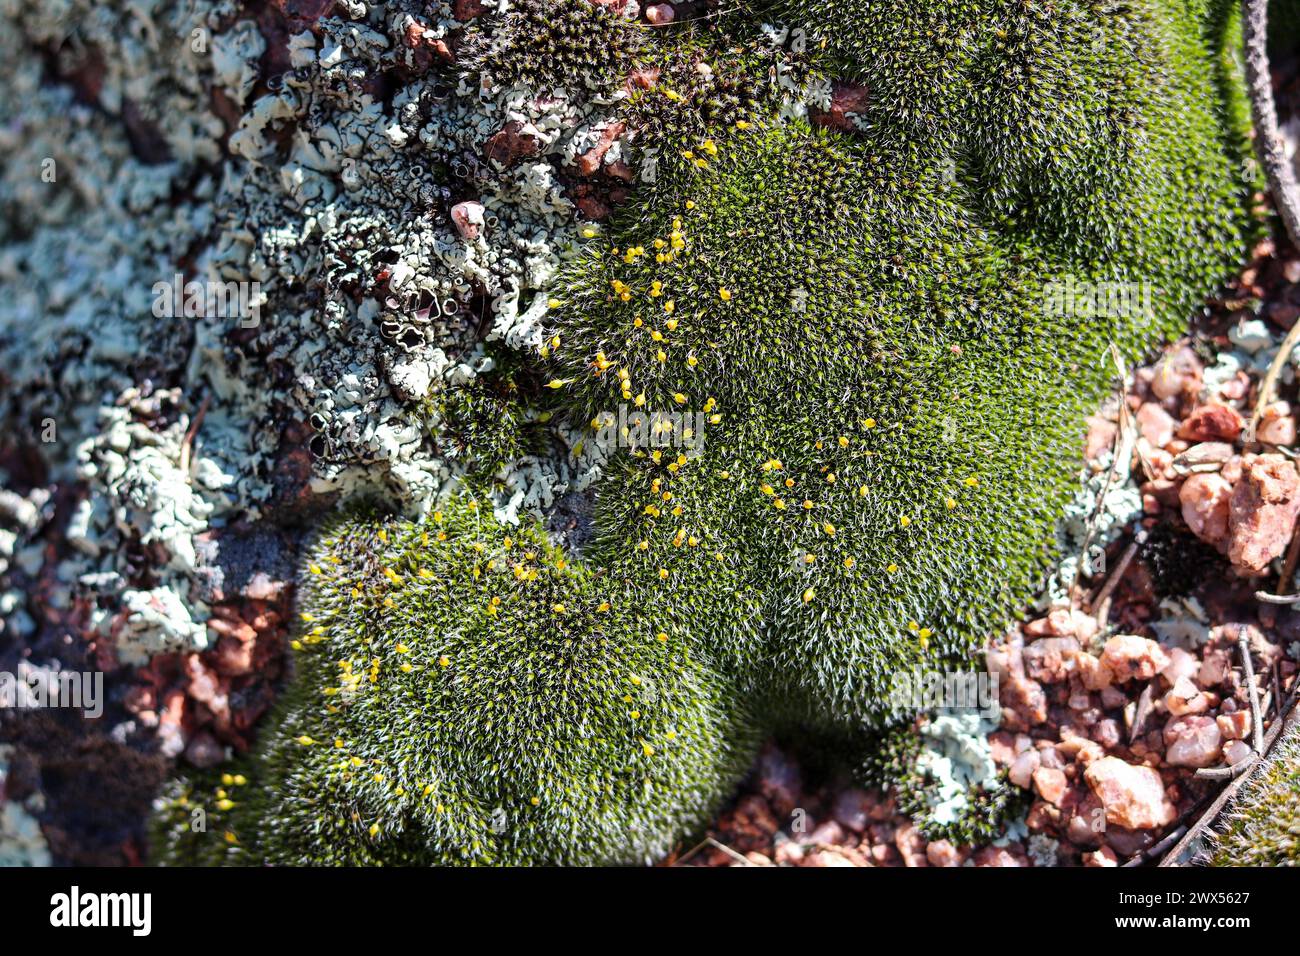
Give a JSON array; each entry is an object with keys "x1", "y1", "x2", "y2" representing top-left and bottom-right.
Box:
[
  {"x1": 1179, "y1": 472, "x2": 1233, "y2": 547},
  {"x1": 1179, "y1": 403, "x2": 1244, "y2": 442},
  {"x1": 1256, "y1": 402, "x2": 1296, "y2": 445},
  {"x1": 1163, "y1": 714, "x2": 1223, "y2": 769},
  {"x1": 1223, "y1": 740, "x2": 1254, "y2": 765},
  {"x1": 644, "y1": 2, "x2": 674, "y2": 24},
  {"x1": 1227, "y1": 454, "x2": 1300, "y2": 573},
  {"x1": 450, "y1": 201, "x2": 485, "y2": 240},
  {"x1": 1083, "y1": 846, "x2": 1120, "y2": 867},
  {"x1": 1137, "y1": 402, "x2": 1176, "y2": 449},
  {"x1": 1100, "y1": 635, "x2": 1171, "y2": 683},
  {"x1": 1164, "y1": 675, "x2": 1210, "y2": 716},
  {"x1": 1216, "y1": 710, "x2": 1252, "y2": 741},
  {"x1": 1084, "y1": 756, "x2": 1177, "y2": 830},
  {"x1": 1033, "y1": 766, "x2": 1069, "y2": 807},
  {"x1": 1009, "y1": 749, "x2": 1041, "y2": 789}
]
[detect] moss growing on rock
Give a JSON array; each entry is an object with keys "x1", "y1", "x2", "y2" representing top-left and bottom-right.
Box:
[
  {"x1": 458, "y1": 0, "x2": 647, "y2": 96},
  {"x1": 150, "y1": 0, "x2": 1262, "y2": 864},
  {"x1": 547, "y1": 0, "x2": 1255, "y2": 728},
  {"x1": 155, "y1": 495, "x2": 757, "y2": 866}
]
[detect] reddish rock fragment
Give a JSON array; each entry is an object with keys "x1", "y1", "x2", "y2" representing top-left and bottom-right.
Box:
[
  {"x1": 811, "y1": 81, "x2": 870, "y2": 132},
  {"x1": 1033, "y1": 767, "x2": 1069, "y2": 807},
  {"x1": 453, "y1": 0, "x2": 489, "y2": 19},
  {"x1": 1084, "y1": 756, "x2": 1177, "y2": 830},
  {"x1": 1100, "y1": 635, "x2": 1171, "y2": 683},
  {"x1": 484, "y1": 121, "x2": 541, "y2": 168},
  {"x1": 1180, "y1": 472, "x2": 1232, "y2": 547},
  {"x1": 574, "y1": 121, "x2": 626, "y2": 177},
  {"x1": 1227, "y1": 454, "x2": 1300, "y2": 572},
  {"x1": 1136, "y1": 402, "x2": 1176, "y2": 449},
  {"x1": 644, "y1": 3, "x2": 675, "y2": 24},
  {"x1": 1164, "y1": 714, "x2": 1223, "y2": 768},
  {"x1": 1179, "y1": 403, "x2": 1243, "y2": 442}
]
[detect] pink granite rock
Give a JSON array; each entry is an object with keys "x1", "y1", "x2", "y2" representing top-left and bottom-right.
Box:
[
  {"x1": 1163, "y1": 714, "x2": 1223, "y2": 768},
  {"x1": 1227, "y1": 454, "x2": 1300, "y2": 572},
  {"x1": 1256, "y1": 401, "x2": 1296, "y2": 446},
  {"x1": 1180, "y1": 472, "x2": 1233, "y2": 548},
  {"x1": 1216, "y1": 710, "x2": 1252, "y2": 741},
  {"x1": 644, "y1": 2, "x2": 674, "y2": 24},
  {"x1": 1137, "y1": 402, "x2": 1176, "y2": 449},
  {"x1": 1084, "y1": 756, "x2": 1177, "y2": 830},
  {"x1": 1033, "y1": 767, "x2": 1069, "y2": 807},
  {"x1": 1179, "y1": 403, "x2": 1244, "y2": 442},
  {"x1": 1164, "y1": 675, "x2": 1210, "y2": 716},
  {"x1": 1100, "y1": 635, "x2": 1171, "y2": 683}
]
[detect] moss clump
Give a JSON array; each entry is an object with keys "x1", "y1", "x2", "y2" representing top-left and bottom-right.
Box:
[
  {"x1": 154, "y1": 495, "x2": 757, "y2": 866},
  {"x1": 424, "y1": 348, "x2": 550, "y2": 477},
  {"x1": 459, "y1": 0, "x2": 646, "y2": 95},
  {"x1": 548, "y1": 0, "x2": 1255, "y2": 728},
  {"x1": 551, "y1": 121, "x2": 1083, "y2": 728},
  {"x1": 771, "y1": 0, "x2": 984, "y2": 136},
  {"x1": 1209, "y1": 721, "x2": 1300, "y2": 866}
]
